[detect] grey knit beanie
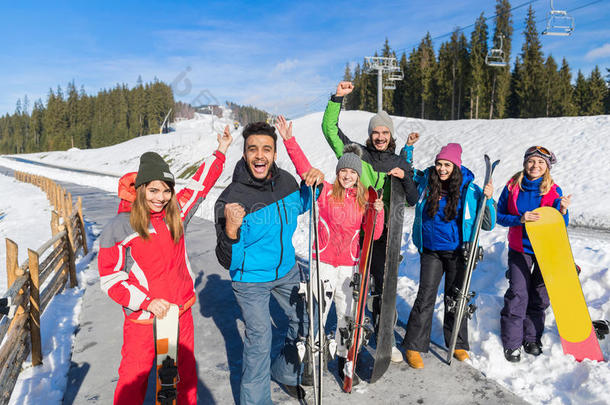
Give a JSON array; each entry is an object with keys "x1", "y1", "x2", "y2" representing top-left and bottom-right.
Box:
[
  {"x1": 368, "y1": 110, "x2": 394, "y2": 136},
  {"x1": 135, "y1": 152, "x2": 175, "y2": 188},
  {"x1": 336, "y1": 144, "x2": 363, "y2": 177}
]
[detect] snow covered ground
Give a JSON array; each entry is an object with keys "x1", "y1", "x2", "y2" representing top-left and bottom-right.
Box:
[
  {"x1": 0, "y1": 174, "x2": 53, "y2": 293},
  {"x1": 1, "y1": 110, "x2": 609, "y2": 404}
]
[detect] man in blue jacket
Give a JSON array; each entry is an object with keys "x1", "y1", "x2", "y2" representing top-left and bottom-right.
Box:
[{"x1": 215, "y1": 121, "x2": 323, "y2": 404}]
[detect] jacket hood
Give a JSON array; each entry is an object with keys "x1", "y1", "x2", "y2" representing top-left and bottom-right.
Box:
[
  {"x1": 118, "y1": 172, "x2": 137, "y2": 213},
  {"x1": 460, "y1": 166, "x2": 475, "y2": 187}
]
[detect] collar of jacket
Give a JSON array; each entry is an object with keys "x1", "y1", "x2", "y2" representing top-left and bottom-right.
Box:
[
  {"x1": 366, "y1": 145, "x2": 396, "y2": 160},
  {"x1": 232, "y1": 158, "x2": 281, "y2": 190}
]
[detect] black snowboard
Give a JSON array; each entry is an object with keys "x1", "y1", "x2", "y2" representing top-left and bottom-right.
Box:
[{"x1": 370, "y1": 176, "x2": 405, "y2": 383}]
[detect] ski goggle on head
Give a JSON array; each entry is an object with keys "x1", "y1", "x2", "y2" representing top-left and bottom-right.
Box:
[{"x1": 524, "y1": 145, "x2": 557, "y2": 166}]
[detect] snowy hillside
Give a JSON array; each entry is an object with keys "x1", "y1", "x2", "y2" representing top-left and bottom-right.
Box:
[
  {"x1": 1, "y1": 110, "x2": 610, "y2": 405},
  {"x1": 2, "y1": 111, "x2": 609, "y2": 228}
]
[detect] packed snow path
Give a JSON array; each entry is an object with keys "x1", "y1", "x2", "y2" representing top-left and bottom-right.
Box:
[{"x1": 14, "y1": 175, "x2": 521, "y2": 404}]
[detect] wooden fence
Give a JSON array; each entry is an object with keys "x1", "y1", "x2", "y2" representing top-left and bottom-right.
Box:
[{"x1": 0, "y1": 171, "x2": 88, "y2": 405}]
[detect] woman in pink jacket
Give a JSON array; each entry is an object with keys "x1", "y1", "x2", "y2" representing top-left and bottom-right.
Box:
[{"x1": 276, "y1": 116, "x2": 384, "y2": 386}]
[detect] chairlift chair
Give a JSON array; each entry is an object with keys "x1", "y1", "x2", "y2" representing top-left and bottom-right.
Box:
[
  {"x1": 486, "y1": 34, "x2": 508, "y2": 68},
  {"x1": 388, "y1": 71, "x2": 404, "y2": 81},
  {"x1": 542, "y1": 0, "x2": 575, "y2": 36}
]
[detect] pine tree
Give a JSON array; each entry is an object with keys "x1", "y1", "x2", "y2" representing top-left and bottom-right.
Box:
[
  {"x1": 507, "y1": 57, "x2": 522, "y2": 117},
  {"x1": 556, "y1": 59, "x2": 576, "y2": 116},
  {"x1": 469, "y1": 13, "x2": 488, "y2": 119},
  {"x1": 342, "y1": 63, "x2": 352, "y2": 110},
  {"x1": 587, "y1": 66, "x2": 607, "y2": 115},
  {"x1": 605, "y1": 68, "x2": 610, "y2": 114},
  {"x1": 543, "y1": 55, "x2": 559, "y2": 117},
  {"x1": 393, "y1": 53, "x2": 408, "y2": 116},
  {"x1": 346, "y1": 63, "x2": 362, "y2": 110},
  {"x1": 490, "y1": 0, "x2": 513, "y2": 118},
  {"x1": 573, "y1": 70, "x2": 588, "y2": 115},
  {"x1": 515, "y1": 6, "x2": 546, "y2": 118}
]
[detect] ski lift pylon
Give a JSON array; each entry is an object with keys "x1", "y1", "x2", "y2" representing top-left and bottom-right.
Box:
[
  {"x1": 542, "y1": 0, "x2": 575, "y2": 36},
  {"x1": 485, "y1": 34, "x2": 508, "y2": 68}
]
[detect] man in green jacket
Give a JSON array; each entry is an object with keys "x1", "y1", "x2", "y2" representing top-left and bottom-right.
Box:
[{"x1": 321, "y1": 81, "x2": 419, "y2": 363}]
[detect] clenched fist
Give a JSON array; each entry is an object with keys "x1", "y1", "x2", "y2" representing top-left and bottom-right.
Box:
[
  {"x1": 225, "y1": 203, "x2": 246, "y2": 239},
  {"x1": 336, "y1": 81, "x2": 354, "y2": 97}
]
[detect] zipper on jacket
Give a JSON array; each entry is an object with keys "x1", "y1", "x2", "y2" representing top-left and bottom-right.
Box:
[
  {"x1": 240, "y1": 252, "x2": 246, "y2": 281},
  {"x1": 274, "y1": 201, "x2": 285, "y2": 280}
]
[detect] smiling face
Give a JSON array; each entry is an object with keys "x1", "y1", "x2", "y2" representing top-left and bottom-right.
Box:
[
  {"x1": 370, "y1": 126, "x2": 391, "y2": 151},
  {"x1": 244, "y1": 134, "x2": 277, "y2": 180},
  {"x1": 524, "y1": 156, "x2": 548, "y2": 180},
  {"x1": 435, "y1": 159, "x2": 455, "y2": 181},
  {"x1": 145, "y1": 180, "x2": 172, "y2": 212},
  {"x1": 337, "y1": 168, "x2": 359, "y2": 189}
]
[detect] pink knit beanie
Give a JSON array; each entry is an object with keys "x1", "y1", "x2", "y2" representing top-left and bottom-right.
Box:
[{"x1": 435, "y1": 143, "x2": 462, "y2": 167}]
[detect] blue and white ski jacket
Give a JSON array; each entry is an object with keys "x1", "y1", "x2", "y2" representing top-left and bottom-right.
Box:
[{"x1": 214, "y1": 158, "x2": 314, "y2": 283}]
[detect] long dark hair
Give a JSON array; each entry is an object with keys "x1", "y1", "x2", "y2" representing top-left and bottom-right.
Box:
[{"x1": 425, "y1": 165, "x2": 463, "y2": 221}]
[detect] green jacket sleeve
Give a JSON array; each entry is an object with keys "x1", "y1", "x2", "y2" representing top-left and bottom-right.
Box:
[{"x1": 321, "y1": 96, "x2": 355, "y2": 159}]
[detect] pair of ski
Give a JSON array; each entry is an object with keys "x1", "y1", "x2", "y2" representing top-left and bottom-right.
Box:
[
  {"x1": 446, "y1": 155, "x2": 500, "y2": 364},
  {"x1": 343, "y1": 177, "x2": 406, "y2": 392},
  {"x1": 304, "y1": 185, "x2": 326, "y2": 405}
]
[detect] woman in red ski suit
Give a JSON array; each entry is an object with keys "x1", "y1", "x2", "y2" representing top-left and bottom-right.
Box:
[
  {"x1": 97, "y1": 127, "x2": 232, "y2": 405},
  {"x1": 276, "y1": 116, "x2": 384, "y2": 386}
]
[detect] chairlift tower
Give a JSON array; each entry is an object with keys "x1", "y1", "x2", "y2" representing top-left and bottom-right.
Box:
[
  {"x1": 364, "y1": 56, "x2": 403, "y2": 112},
  {"x1": 542, "y1": 0, "x2": 575, "y2": 36}
]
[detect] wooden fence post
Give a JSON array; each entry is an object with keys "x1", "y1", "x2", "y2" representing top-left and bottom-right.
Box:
[
  {"x1": 77, "y1": 197, "x2": 88, "y2": 254},
  {"x1": 5, "y1": 239, "x2": 18, "y2": 289},
  {"x1": 65, "y1": 233, "x2": 77, "y2": 288},
  {"x1": 51, "y1": 211, "x2": 60, "y2": 236},
  {"x1": 27, "y1": 249, "x2": 42, "y2": 366}
]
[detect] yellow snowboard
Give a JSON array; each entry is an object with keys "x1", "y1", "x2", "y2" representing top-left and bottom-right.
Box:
[{"x1": 525, "y1": 207, "x2": 603, "y2": 361}]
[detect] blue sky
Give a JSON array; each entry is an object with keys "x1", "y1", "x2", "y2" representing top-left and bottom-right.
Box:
[{"x1": 1, "y1": 0, "x2": 608, "y2": 118}]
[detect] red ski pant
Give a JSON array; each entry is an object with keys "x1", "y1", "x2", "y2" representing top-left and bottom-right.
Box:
[{"x1": 114, "y1": 308, "x2": 197, "y2": 405}]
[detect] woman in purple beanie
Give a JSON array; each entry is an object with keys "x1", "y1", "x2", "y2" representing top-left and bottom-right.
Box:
[
  {"x1": 497, "y1": 146, "x2": 571, "y2": 362},
  {"x1": 401, "y1": 143, "x2": 496, "y2": 369}
]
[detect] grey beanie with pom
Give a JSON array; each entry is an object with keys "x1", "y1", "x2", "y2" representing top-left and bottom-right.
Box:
[{"x1": 336, "y1": 144, "x2": 363, "y2": 177}]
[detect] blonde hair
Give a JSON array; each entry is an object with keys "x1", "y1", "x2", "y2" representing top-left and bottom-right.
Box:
[
  {"x1": 130, "y1": 184, "x2": 183, "y2": 243},
  {"x1": 508, "y1": 167, "x2": 554, "y2": 195},
  {"x1": 330, "y1": 177, "x2": 367, "y2": 212}
]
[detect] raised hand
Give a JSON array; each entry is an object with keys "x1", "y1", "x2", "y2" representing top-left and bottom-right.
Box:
[
  {"x1": 275, "y1": 115, "x2": 293, "y2": 141},
  {"x1": 406, "y1": 132, "x2": 420, "y2": 146},
  {"x1": 336, "y1": 81, "x2": 354, "y2": 97},
  {"x1": 217, "y1": 125, "x2": 233, "y2": 155},
  {"x1": 225, "y1": 203, "x2": 246, "y2": 239},
  {"x1": 559, "y1": 194, "x2": 572, "y2": 215}
]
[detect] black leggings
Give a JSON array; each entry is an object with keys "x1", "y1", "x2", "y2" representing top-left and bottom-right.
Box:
[{"x1": 401, "y1": 248, "x2": 469, "y2": 352}]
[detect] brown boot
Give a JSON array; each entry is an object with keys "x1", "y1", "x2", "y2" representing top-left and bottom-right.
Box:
[
  {"x1": 453, "y1": 349, "x2": 470, "y2": 361},
  {"x1": 405, "y1": 350, "x2": 424, "y2": 369}
]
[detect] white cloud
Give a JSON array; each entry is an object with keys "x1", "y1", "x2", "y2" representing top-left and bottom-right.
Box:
[
  {"x1": 272, "y1": 59, "x2": 299, "y2": 74},
  {"x1": 585, "y1": 43, "x2": 610, "y2": 61}
]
